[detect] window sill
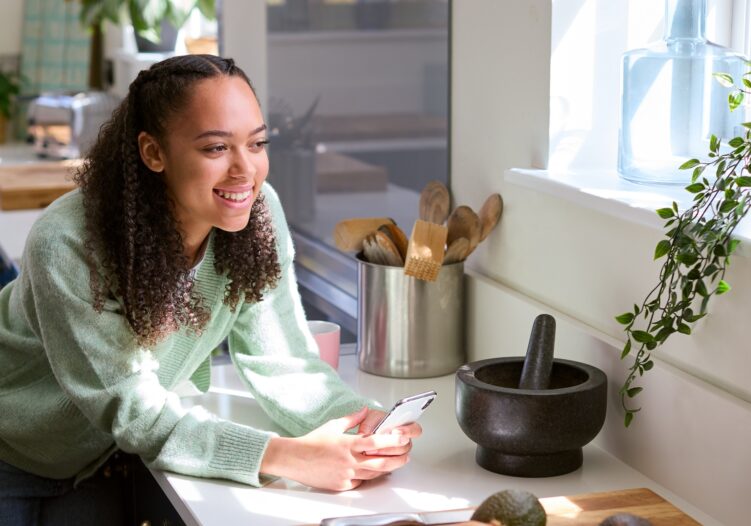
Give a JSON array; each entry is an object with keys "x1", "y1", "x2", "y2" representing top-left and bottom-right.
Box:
[{"x1": 505, "y1": 168, "x2": 751, "y2": 258}]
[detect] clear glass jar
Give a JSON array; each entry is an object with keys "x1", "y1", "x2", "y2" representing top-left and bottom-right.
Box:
[{"x1": 618, "y1": 0, "x2": 746, "y2": 185}]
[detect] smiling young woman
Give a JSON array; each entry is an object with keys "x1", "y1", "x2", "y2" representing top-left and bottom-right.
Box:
[{"x1": 0, "y1": 55, "x2": 421, "y2": 525}]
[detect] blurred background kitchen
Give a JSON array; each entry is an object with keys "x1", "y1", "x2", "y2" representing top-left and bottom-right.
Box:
[{"x1": 0, "y1": 0, "x2": 450, "y2": 343}]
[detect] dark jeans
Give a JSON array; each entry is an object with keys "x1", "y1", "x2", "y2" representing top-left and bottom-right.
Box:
[{"x1": 0, "y1": 454, "x2": 131, "y2": 526}]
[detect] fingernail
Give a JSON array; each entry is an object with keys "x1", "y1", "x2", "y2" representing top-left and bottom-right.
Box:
[{"x1": 399, "y1": 436, "x2": 410, "y2": 445}]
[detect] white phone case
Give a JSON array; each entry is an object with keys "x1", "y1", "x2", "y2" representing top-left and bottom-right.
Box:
[{"x1": 372, "y1": 390, "x2": 437, "y2": 434}]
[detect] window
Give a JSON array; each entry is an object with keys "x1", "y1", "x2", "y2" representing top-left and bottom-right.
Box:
[{"x1": 263, "y1": 0, "x2": 450, "y2": 340}]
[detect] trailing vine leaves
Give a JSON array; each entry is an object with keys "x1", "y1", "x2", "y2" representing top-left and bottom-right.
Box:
[{"x1": 616, "y1": 71, "x2": 751, "y2": 427}]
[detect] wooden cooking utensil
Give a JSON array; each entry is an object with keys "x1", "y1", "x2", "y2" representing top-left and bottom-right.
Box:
[
  {"x1": 404, "y1": 219, "x2": 447, "y2": 282},
  {"x1": 418, "y1": 181, "x2": 451, "y2": 224},
  {"x1": 333, "y1": 217, "x2": 394, "y2": 252},
  {"x1": 361, "y1": 233, "x2": 386, "y2": 265},
  {"x1": 478, "y1": 193, "x2": 503, "y2": 242},
  {"x1": 447, "y1": 205, "x2": 481, "y2": 254},
  {"x1": 444, "y1": 237, "x2": 470, "y2": 265},
  {"x1": 378, "y1": 223, "x2": 409, "y2": 260},
  {"x1": 374, "y1": 231, "x2": 404, "y2": 266}
]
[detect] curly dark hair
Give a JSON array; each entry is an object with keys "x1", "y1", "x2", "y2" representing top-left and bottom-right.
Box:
[{"x1": 75, "y1": 54, "x2": 281, "y2": 347}]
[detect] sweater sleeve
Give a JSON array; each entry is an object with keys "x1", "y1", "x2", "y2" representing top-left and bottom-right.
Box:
[
  {"x1": 21, "y1": 221, "x2": 276, "y2": 487},
  {"x1": 227, "y1": 187, "x2": 381, "y2": 437}
]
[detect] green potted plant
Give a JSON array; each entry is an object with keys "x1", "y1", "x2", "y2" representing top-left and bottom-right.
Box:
[
  {"x1": 78, "y1": 0, "x2": 216, "y2": 51},
  {"x1": 0, "y1": 70, "x2": 22, "y2": 144},
  {"x1": 615, "y1": 70, "x2": 751, "y2": 427}
]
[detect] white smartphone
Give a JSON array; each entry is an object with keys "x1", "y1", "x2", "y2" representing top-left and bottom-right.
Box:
[{"x1": 372, "y1": 390, "x2": 437, "y2": 434}]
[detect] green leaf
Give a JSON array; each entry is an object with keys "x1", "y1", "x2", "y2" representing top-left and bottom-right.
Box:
[
  {"x1": 729, "y1": 91, "x2": 745, "y2": 112},
  {"x1": 696, "y1": 280, "x2": 709, "y2": 297},
  {"x1": 677, "y1": 323, "x2": 691, "y2": 335},
  {"x1": 729, "y1": 137, "x2": 745, "y2": 148},
  {"x1": 685, "y1": 182, "x2": 705, "y2": 193},
  {"x1": 621, "y1": 339, "x2": 632, "y2": 359},
  {"x1": 643, "y1": 360, "x2": 654, "y2": 371},
  {"x1": 714, "y1": 72, "x2": 735, "y2": 87},
  {"x1": 626, "y1": 387, "x2": 643, "y2": 398},
  {"x1": 624, "y1": 411, "x2": 634, "y2": 427},
  {"x1": 679, "y1": 158, "x2": 701, "y2": 170},
  {"x1": 720, "y1": 200, "x2": 739, "y2": 213},
  {"x1": 710, "y1": 134, "x2": 719, "y2": 152},
  {"x1": 631, "y1": 330, "x2": 654, "y2": 344},
  {"x1": 743, "y1": 122, "x2": 751, "y2": 129},
  {"x1": 728, "y1": 239, "x2": 741, "y2": 254},
  {"x1": 745, "y1": 78, "x2": 751, "y2": 89},
  {"x1": 716, "y1": 280, "x2": 731, "y2": 295},
  {"x1": 654, "y1": 239, "x2": 671, "y2": 259},
  {"x1": 688, "y1": 312, "x2": 707, "y2": 322},
  {"x1": 736, "y1": 176, "x2": 751, "y2": 187},
  {"x1": 692, "y1": 165, "x2": 706, "y2": 183},
  {"x1": 646, "y1": 341, "x2": 658, "y2": 350},
  {"x1": 656, "y1": 207, "x2": 674, "y2": 219},
  {"x1": 616, "y1": 312, "x2": 635, "y2": 324}
]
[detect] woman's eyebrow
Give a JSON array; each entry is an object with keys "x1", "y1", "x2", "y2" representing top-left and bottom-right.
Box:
[{"x1": 193, "y1": 124, "x2": 267, "y2": 141}]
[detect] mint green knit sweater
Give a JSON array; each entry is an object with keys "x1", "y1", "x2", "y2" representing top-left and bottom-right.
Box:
[{"x1": 0, "y1": 185, "x2": 376, "y2": 486}]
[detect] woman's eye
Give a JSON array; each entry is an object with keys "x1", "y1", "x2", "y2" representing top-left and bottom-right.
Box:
[
  {"x1": 249, "y1": 139, "x2": 269, "y2": 153},
  {"x1": 204, "y1": 144, "x2": 228, "y2": 154}
]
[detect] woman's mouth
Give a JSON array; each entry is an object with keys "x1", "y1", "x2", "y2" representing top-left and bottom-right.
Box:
[{"x1": 213, "y1": 188, "x2": 252, "y2": 203}]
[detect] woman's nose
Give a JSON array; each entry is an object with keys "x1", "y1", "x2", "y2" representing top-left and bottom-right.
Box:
[{"x1": 230, "y1": 148, "x2": 256, "y2": 177}]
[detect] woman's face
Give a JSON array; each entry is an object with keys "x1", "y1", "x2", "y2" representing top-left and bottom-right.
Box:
[{"x1": 141, "y1": 75, "x2": 269, "y2": 243}]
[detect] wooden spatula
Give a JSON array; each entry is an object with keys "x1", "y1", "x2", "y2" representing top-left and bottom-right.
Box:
[
  {"x1": 404, "y1": 220, "x2": 447, "y2": 282},
  {"x1": 378, "y1": 223, "x2": 409, "y2": 260},
  {"x1": 333, "y1": 217, "x2": 394, "y2": 252}
]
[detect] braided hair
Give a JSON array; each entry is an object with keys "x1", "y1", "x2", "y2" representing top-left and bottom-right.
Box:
[{"x1": 75, "y1": 55, "x2": 281, "y2": 347}]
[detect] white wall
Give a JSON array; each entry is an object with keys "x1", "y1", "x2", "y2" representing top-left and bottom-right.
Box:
[{"x1": 453, "y1": 1, "x2": 750, "y2": 524}]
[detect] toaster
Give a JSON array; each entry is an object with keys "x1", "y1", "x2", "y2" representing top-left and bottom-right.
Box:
[{"x1": 27, "y1": 91, "x2": 120, "y2": 159}]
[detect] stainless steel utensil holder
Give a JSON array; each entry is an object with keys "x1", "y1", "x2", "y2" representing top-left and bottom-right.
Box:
[{"x1": 357, "y1": 256, "x2": 465, "y2": 378}]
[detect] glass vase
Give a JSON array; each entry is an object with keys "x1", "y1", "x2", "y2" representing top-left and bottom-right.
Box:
[{"x1": 618, "y1": 0, "x2": 746, "y2": 185}]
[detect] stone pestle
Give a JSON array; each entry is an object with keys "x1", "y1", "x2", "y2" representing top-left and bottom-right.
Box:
[{"x1": 518, "y1": 314, "x2": 556, "y2": 389}]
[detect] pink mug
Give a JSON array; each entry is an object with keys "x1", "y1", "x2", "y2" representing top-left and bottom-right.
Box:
[{"x1": 308, "y1": 320, "x2": 341, "y2": 371}]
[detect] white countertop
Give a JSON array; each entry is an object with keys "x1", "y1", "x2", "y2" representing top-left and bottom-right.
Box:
[{"x1": 151, "y1": 350, "x2": 719, "y2": 526}]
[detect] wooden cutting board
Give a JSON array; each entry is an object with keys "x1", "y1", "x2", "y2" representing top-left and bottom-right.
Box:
[
  {"x1": 305, "y1": 488, "x2": 699, "y2": 525},
  {"x1": 541, "y1": 487, "x2": 699, "y2": 525},
  {"x1": 0, "y1": 161, "x2": 80, "y2": 211}
]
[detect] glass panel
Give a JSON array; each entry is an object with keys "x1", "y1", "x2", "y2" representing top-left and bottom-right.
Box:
[{"x1": 265, "y1": 0, "x2": 450, "y2": 252}]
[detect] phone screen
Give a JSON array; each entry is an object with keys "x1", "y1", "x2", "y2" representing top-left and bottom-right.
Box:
[{"x1": 372, "y1": 390, "x2": 437, "y2": 434}]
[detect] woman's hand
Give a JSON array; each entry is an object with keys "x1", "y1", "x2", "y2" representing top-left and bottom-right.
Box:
[
  {"x1": 357, "y1": 408, "x2": 423, "y2": 456},
  {"x1": 260, "y1": 407, "x2": 415, "y2": 491}
]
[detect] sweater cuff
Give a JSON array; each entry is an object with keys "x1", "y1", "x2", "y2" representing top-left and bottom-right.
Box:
[{"x1": 207, "y1": 422, "x2": 278, "y2": 487}]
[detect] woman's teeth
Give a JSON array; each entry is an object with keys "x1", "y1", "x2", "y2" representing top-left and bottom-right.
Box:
[{"x1": 215, "y1": 189, "x2": 251, "y2": 202}]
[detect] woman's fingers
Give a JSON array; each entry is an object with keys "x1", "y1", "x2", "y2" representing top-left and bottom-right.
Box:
[
  {"x1": 356, "y1": 453, "x2": 409, "y2": 472},
  {"x1": 352, "y1": 432, "x2": 409, "y2": 452},
  {"x1": 396, "y1": 422, "x2": 422, "y2": 438},
  {"x1": 364, "y1": 442, "x2": 412, "y2": 456}
]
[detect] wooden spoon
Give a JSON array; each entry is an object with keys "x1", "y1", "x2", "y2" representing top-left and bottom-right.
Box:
[
  {"x1": 478, "y1": 193, "x2": 504, "y2": 242},
  {"x1": 446, "y1": 205, "x2": 481, "y2": 255},
  {"x1": 378, "y1": 223, "x2": 409, "y2": 260},
  {"x1": 444, "y1": 237, "x2": 470, "y2": 264},
  {"x1": 418, "y1": 181, "x2": 451, "y2": 224}
]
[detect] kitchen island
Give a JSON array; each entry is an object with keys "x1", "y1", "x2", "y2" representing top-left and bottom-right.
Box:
[{"x1": 150, "y1": 346, "x2": 719, "y2": 526}]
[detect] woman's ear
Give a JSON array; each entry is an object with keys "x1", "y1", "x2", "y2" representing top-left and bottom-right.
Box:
[{"x1": 137, "y1": 131, "x2": 165, "y2": 173}]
